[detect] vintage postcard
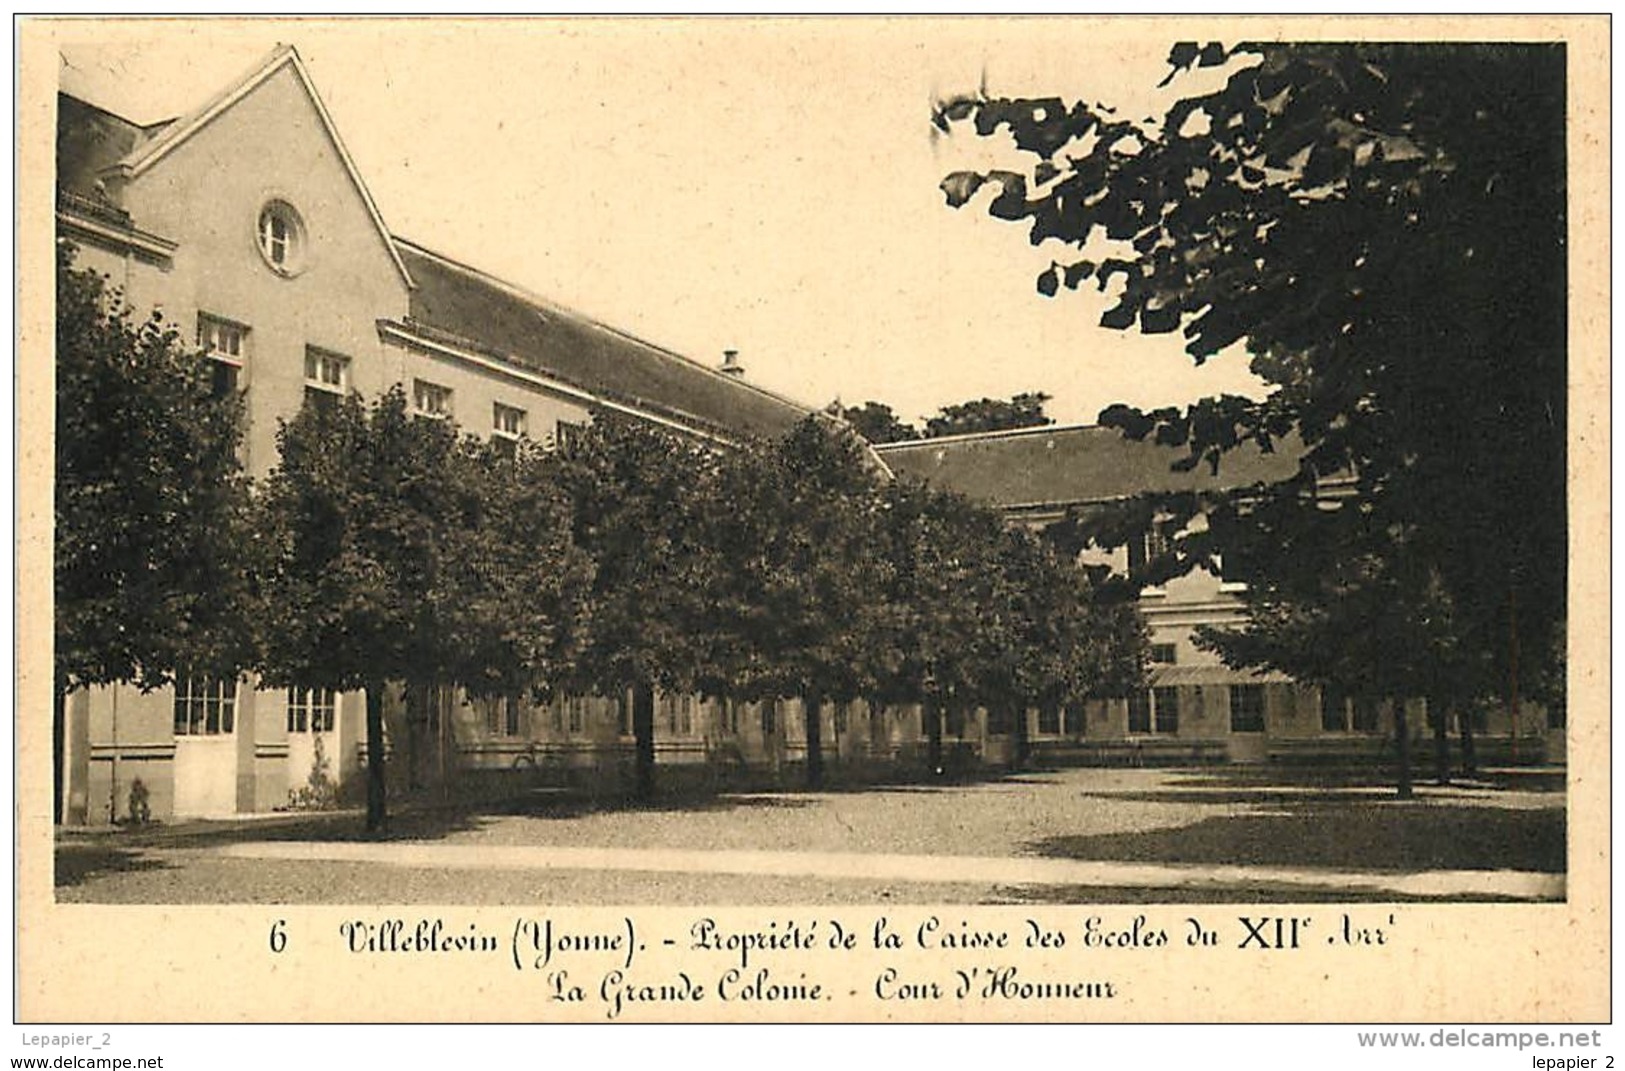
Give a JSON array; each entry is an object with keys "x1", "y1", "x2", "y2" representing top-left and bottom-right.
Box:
[{"x1": 15, "y1": 15, "x2": 1610, "y2": 1030}]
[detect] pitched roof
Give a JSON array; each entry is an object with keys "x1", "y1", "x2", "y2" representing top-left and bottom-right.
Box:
[
  {"x1": 393, "y1": 238, "x2": 814, "y2": 442},
  {"x1": 873, "y1": 422, "x2": 1302, "y2": 509},
  {"x1": 56, "y1": 92, "x2": 172, "y2": 201},
  {"x1": 57, "y1": 54, "x2": 819, "y2": 446}
]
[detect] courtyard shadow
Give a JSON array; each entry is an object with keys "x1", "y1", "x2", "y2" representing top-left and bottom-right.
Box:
[
  {"x1": 1076, "y1": 788, "x2": 1437, "y2": 807},
  {"x1": 54, "y1": 844, "x2": 172, "y2": 889},
  {"x1": 1028, "y1": 801, "x2": 1566, "y2": 874},
  {"x1": 494, "y1": 789, "x2": 821, "y2": 819},
  {"x1": 988, "y1": 883, "x2": 1534, "y2": 905},
  {"x1": 56, "y1": 784, "x2": 834, "y2": 858},
  {"x1": 57, "y1": 803, "x2": 492, "y2": 853},
  {"x1": 1150, "y1": 766, "x2": 1567, "y2": 795}
]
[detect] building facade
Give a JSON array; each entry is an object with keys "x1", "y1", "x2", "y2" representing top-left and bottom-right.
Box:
[
  {"x1": 56, "y1": 46, "x2": 824, "y2": 824},
  {"x1": 56, "y1": 48, "x2": 1556, "y2": 825},
  {"x1": 875, "y1": 423, "x2": 1560, "y2": 767}
]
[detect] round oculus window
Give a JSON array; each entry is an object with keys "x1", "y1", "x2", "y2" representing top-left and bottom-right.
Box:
[{"x1": 256, "y1": 200, "x2": 307, "y2": 275}]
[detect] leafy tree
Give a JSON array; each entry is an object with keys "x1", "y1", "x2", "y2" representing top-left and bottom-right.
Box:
[
  {"x1": 922, "y1": 391, "x2": 1054, "y2": 438},
  {"x1": 439, "y1": 440, "x2": 593, "y2": 709},
  {"x1": 869, "y1": 482, "x2": 1036, "y2": 775},
  {"x1": 1194, "y1": 492, "x2": 1488, "y2": 794},
  {"x1": 552, "y1": 414, "x2": 722, "y2": 801},
  {"x1": 701, "y1": 418, "x2": 893, "y2": 788},
  {"x1": 829, "y1": 400, "x2": 921, "y2": 444},
  {"x1": 258, "y1": 387, "x2": 588, "y2": 830},
  {"x1": 939, "y1": 43, "x2": 1565, "y2": 790},
  {"x1": 409, "y1": 435, "x2": 592, "y2": 791},
  {"x1": 258, "y1": 389, "x2": 440, "y2": 831},
  {"x1": 54, "y1": 243, "x2": 256, "y2": 822},
  {"x1": 999, "y1": 527, "x2": 1148, "y2": 767}
]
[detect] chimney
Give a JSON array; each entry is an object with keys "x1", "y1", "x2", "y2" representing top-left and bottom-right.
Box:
[{"x1": 720, "y1": 349, "x2": 744, "y2": 377}]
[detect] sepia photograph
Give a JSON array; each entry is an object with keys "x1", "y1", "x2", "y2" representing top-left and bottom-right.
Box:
[{"x1": 15, "y1": 15, "x2": 1609, "y2": 1034}]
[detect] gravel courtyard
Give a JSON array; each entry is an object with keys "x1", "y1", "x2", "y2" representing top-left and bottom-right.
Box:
[{"x1": 55, "y1": 765, "x2": 1566, "y2": 905}]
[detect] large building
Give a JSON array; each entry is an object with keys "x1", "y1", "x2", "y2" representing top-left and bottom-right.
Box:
[
  {"x1": 55, "y1": 45, "x2": 841, "y2": 824},
  {"x1": 56, "y1": 46, "x2": 1557, "y2": 825}
]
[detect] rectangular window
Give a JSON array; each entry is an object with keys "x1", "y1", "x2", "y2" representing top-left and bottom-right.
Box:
[
  {"x1": 1352, "y1": 696, "x2": 1381, "y2": 733},
  {"x1": 761, "y1": 698, "x2": 778, "y2": 736},
  {"x1": 553, "y1": 420, "x2": 584, "y2": 452},
  {"x1": 482, "y1": 694, "x2": 522, "y2": 737},
  {"x1": 1149, "y1": 643, "x2": 1178, "y2": 664},
  {"x1": 1128, "y1": 519, "x2": 1176, "y2": 580},
  {"x1": 618, "y1": 693, "x2": 634, "y2": 737},
  {"x1": 1127, "y1": 691, "x2": 1152, "y2": 734},
  {"x1": 493, "y1": 402, "x2": 527, "y2": 439},
  {"x1": 1230, "y1": 684, "x2": 1266, "y2": 733},
  {"x1": 304, "y1": 347, "x2": 349, "y2": 409},
  {"x1": 1037, "y1": 706, "x2": 1060, "y2": 735},
  {"x1": 413, "y1": 378, "x2": 454, "y2": 419},
  {"x1": 1062, "y1": 702, "x2": 1085, "y2": 736},
  {"x1": 406, "y1": 684, "x2": 440, "y2": 732},
  {"x1": 566, "y1": 696, "x2": 585, "y2": 734},
  {"x1": 198, "y1": 314, "x2": 246, "y2": 359},
  {"x1": 286, "y1": 688, "x2": 336, "y2": 733},
  {"x1": 833, "y1": 701, "x2": 849, "y2": 735},
  {"x1": 197, "y1": 313, "x2": 247, "y2": 396},
  {"x1": 1321, "y1": 684, "x2": 1350, "y2": 732},
  {"x1": 174, "y1": 677, "x2": 237, "y2": 736},
  {"x1": 491, "y1": 403, "x2": 526, "y2": 459},
  {"x1": 1220, "y1": 546, "x2": 1259, "y2": 587},
  {"x1": 679, "y1": 695, "x2": 693, "y2": 736},
  {"x1": 1153, "y1": 686, "x2": 1179, "y2": 734}
]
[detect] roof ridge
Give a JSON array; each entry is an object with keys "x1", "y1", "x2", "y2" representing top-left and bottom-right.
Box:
[
  {"x1": 112, "y1": 44, "x2": 293, "y2": 174},
  {"x1": 104, "y1": 44, "x2": 414, "y2": 292},
  {"x1": 872, "y1": 420, "x2": 1104, "y2": 451}
]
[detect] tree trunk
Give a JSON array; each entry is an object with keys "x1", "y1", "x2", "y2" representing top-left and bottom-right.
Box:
[
  {"x1": 437, "y1": 681, "x2": 450, "y2": 803},
  {"x1": 1429, "y1": 695, "x2": 1450, "y2": 786},
  {"x1": 924, "y1": 696, "x2": 944, "y2": 778},
  {"x1": 53, "y1": 677, "x2": 67, "y2": 826},
  {"x1": 1011, "y1": 703, "x2": 1031, "y2": 771},
  {"x1": 1459, "y1": 701, "x2": 1479, "y2": 776},
  {"x1": 632, "y1": 681, "x2": 656, "y2": 802},
  {"x1": 365, "y1": 684, "x2": 388, "y2": 834},
  {"x1": 1508, "y1": 585, "x2": 1520, "y2": 762},
  {"x1": 404, "y1": 681, "x2": 423, "y2": 792},
  {"x1": 1393, "y1": 700, "x2": 1413, "y2": 800},
  {"x1": 804, "y1": 692, "x2": 825, "y2": 790}
]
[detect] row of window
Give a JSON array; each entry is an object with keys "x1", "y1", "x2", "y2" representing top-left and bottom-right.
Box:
[
  {"x1": 1119, "y1": 686, "x2": 1460, "y2": 737},
  {"x1": 196, "y1": 312, "x2": 578, "y2": 448},
  {"x1": 475, "y1": 694, "x2": 846, "y2": 740},
  {"x1": 172, "y1": 681, "x2": 334, "y2": 737},
  {"x1": 170, "y1": 680, "x2": 1509, "y2": 741}
]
